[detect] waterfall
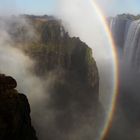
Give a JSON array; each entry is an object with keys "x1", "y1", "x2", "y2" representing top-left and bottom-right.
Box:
[
  {"x1": 124, "y1": 20, "x2": 140, "y2": 70},
  {"x1": 110, "y1": 16, "x2": 140, "y2": 120},
  {"x1": 109, "y1": 16, "x2": 130, "y2": 49},
  {"x1": 108, "y1": 15, "x2": 140, "y2": 140},
  {"x1": 109, "y1": 15, "x2": 140, "y2": 70},
  {"x1": 109, "y1": 16, "x2": 132, "y2": 60}
]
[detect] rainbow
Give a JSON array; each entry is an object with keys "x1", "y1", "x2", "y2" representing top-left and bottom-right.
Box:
[{"x1": 89, "y1": 0, "x2": 119, "y2": 139}]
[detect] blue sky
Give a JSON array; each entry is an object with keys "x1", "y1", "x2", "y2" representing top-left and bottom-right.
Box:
[
  {"x1": 0, "y1": 0, "x2": 56, "y2": 15},
  {"x1": 17, "y1": 0, "x2": 56, "y2": 15},
  {"x1": 95, "y1": 0, "x2": 140, "y2": 16},
  {"x1": 0, "y1": 0, "x2": 140, "y2": 16}
]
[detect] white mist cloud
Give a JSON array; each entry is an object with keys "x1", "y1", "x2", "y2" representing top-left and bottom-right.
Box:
[
  {"x1": 55, "y1": 0, "x2": 115, "y2": 111},
  {"x1": 0, "y1": 17, "x2": 52, "y2": 140}
]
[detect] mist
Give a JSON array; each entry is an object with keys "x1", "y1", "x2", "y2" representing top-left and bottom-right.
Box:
[
  {"x1": 0, "y1": 16, "x2": 55, "y2": 140},
  {"x1": 0, "y1": 15, "x2": 98, "y2": 140},
  {"x1": 0, "y1": 1, "x2": 117, "y2": 139},
  {"x1": 55, "y1": 0, "x2": 115, "y2": 115}
]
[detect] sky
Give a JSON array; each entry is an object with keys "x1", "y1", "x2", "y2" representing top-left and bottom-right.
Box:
[
  {"x1": 0, "y1": 0, "x2": 140, "y2": 16},
  {"x1": 17, "y1": 0, "x2": 56, "y2": 15},
  {"x1": 95, "y1": 0, "x2": 140, "y2": 16},
  {"x1": 0, "y1": 0, "x2": 56, "y2": 15}
]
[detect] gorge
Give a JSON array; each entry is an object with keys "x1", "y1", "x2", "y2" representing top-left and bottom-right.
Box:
[
  {"x1": 0, "y1": 15, "x2": 104, "y2": 140},
  {"x1": 107, "y1": 14, "x2": 140, "y2": 140}
]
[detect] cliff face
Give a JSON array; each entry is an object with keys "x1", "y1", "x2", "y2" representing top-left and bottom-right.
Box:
[
  {"x1": 3, "y1": 15, "x2": 99, "y2": 98},
  {"x1": 0, "y1": 74, "x2": 38, "y2": 140},
  {"x1": 28, "y1": 18, "x2": 102, "y2": 140},
  {"x1": 28, "y1": 19, "x2": 99, "y2": 89},
  {"x1": 0, "y1": 16, "x2": 103, "y2": 140},
  {"x1": 28, "y1": 19, "x2": 99, "y2": 108}
]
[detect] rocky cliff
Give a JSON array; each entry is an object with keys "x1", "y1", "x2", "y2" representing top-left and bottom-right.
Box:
[
  {"x1": 27, "y1": 17, "x2": 102, "y2": 140},
  {"x1": 0, "y1": 74, "x2": 38, "y2": 140},
  {"x1": 0, "y1": 15, "x2": 103, "y2": 140}
]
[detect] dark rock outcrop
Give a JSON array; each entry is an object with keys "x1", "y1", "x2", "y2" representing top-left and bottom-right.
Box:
[{"x1": 0, "y1": 74, "x2": 38, "y2": 140}]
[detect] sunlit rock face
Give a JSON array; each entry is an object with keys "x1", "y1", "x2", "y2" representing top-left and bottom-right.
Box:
[{"x1": 0, "y1": 74, "x2": 38, "y2": 140}]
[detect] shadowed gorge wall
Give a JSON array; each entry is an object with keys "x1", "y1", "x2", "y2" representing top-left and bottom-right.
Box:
[
  {"x1": 27, "y1": 16, "x2": 103, "y2": 140},
  {"x1": 0, "y1": 15, "x2": 104, "y2": 140}
]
